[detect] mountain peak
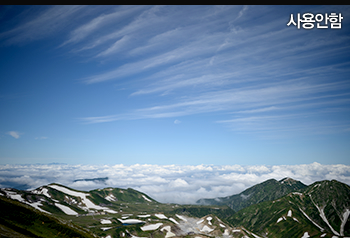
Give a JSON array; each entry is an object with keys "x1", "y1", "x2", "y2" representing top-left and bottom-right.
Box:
[
  {"x1": 197, "y1": 178, "x2": 307, "y2": 212},
  {"x1": 279, "y1": 177, "x2": 298, "y2": 185}
]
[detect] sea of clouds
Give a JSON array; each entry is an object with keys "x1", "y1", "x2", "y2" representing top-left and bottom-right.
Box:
[{"x1": 0, "y1": 162, "x2": 349, "y2": 204}]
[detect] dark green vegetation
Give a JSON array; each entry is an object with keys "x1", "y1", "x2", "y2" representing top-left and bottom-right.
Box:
[
  {"x1": 197, "y1": 177, "x2": 306, "y2": 212},
  {"x1": 171, "y1": 205, "x2": 233, "y2": 220},
  {"x1": 227, "y1": 180, "x2": 350, "y2": 237},
  {"x1": 1, "y1": 178, "x2": 349, "y2": 238},
  {"x1": 0, "y1": 195, "x2": 95, "y2": 238}
]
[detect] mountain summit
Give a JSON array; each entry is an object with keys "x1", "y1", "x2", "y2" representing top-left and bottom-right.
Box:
[{"x1": 196, "y1": 178, "x2": 307, "y2": 212}]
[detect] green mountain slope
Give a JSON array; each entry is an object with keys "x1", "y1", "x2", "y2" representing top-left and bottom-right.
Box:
[
  {"x1": 197, "y1": 177, "x2": 306, "y2": 212},
  {"x1": 227, "y1": 179, "x2": 350, "y2": 238},
  {"x1": 0, "y1": 195, "x2": 95, "y2": 238},
  {"x1": 91, "y1": 187, "x2": 158, "y2": 204},
  {"x1": 1, "y1": 179, "x2": 349, "y2": 238},
  {"x1": 1, "y1": 183, "x2": 244, "y2": 238}
]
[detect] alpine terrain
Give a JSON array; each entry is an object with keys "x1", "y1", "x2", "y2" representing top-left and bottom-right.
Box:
[
  {"x1": 0, "y1": 178, "x2": 349, "y2": 238},
  {"x1": 197, "y1": 178, "x2": 307, "y2": 212}
]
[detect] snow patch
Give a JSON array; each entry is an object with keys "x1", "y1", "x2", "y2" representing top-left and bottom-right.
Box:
[
  {"x1": 220, "y1": 223, "x2": 226, "y2": 228},
  {"x1": 299, "y1": 207, "x2": 324, "y2": 231},
  {"x1": 118, "y1": 218, "x2": 144, "y2": 224},
  {"x1": 101, "y1": 227, "x2": 112, "y2": 231},
  {"x1": 138, "y1": 214, "x2": 151, "y2": 218},
  {"x1": 155, "y1": 213, "x2": 167, "y2": 219},
  {"x1": 196, "y1": 219, "x2": 204, "y2": 224},
  {"x1": 101, "y1": 219, "x2": 112, "y2": 224},
  {"x1": 50, "y1": 185, "x2": 104, "y2": 210},
  {"x1": 49, "y1": 185, "x2": 87, "y2": 198},
  {"x1": 287, "y1": 210, "x2": 292, "y2": 217},
  {"x1": 251, "y1": 232, "x2": 262, "y2": 238},
  {"x1": 224, "y1": 229, "x2": 230, "y2": 235},
  {"x1": 200, "y1": 225, "x2": 214, "y2": 233},
  {"x1": 310, "y1": 195, "x2": 340, "y2": 236},
  {"x1": 176, "y1": 214, "x2": 187, "y2": 221},
  {"x1": 142, "y1": 195, "x2": 152, "y2": 202},
  {"x1": 29, "y1": 201, "x2": 50, "y2": 214},
  {"x1": 55, "y1": 203, "x2": 78, "y2": 215},
  {"x1": 32, "y1": 187, "x2": 51, "y2": 198},
  {"x1": 65, "y1": 195, "x2": 78, "y2": 205},
  {"x1": 340, "y1": 208, "x2": 350, "y2": 236},
  {"x1": 207, "y1": 216, "x2": 212, "y2": 225},
  {"x1": 105, "y1": 194, "x2": 117, "y2": 202},
  {"x1": 169, "y1": 218, "x2": 179, "y2": 224},
  {"x1": 105, "y1": 209, "x2": 118, "y2": 214},
  {"x1": 3, "y1": 190, "x2": 25, "y2": 202},
  {"x1": 161, "y1": 226, "x2": 176, "y2": 238},
  {"x1": 301, "y1": 232, "x2": 310, "y2": 238},
  {"x1": 141, "y1": 223, "x2": 163, "y2": 231},
  {"x1": 293, "y1": 192, "x2": 303, "y2": 196},
  {"x1": 49, "y1": 184, "x2": 116, "y2": 213},
  {"x1": 41, "y1": 188, "x2": 50, "y2": 197},
  {"x1": 3, "y1": 189, "x2": 50, "y2": 214}
]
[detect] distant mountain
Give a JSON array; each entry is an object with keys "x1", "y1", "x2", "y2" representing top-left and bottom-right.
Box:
[
  {"x1": 73, "y1": 177, "x2": 109, "y2": 183},
  {"x1": 197, "y1": 177, "x2": 307, "y2": 212},
  {"x1": 227, "y1": 179, "x2": 350, "y2": 237}
]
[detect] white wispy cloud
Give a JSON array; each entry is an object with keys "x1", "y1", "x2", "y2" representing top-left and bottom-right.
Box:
[
  {"x1": 130, "y1": 73, "x2": 234, "y2": 96},
  {"x1": 0, "y1": 163, "x2": 349, "y2": 204},
  {"x1": 2, "y1": 6, "x2": 349, "y2": 139},
  {"x1": 76, "y1": 6, "x2": 166, "y2": 53},
  {"x1": 62, "y1": 6, "x2": 145, "y2": 46},
  {"x1": 83, "y1": 80, "x2": 349, "y2": 119},
  {"x1": 96, "y1": 35, "x2": 130, "y2": 57},
  {"x1": 0, "y1": 6, "x2": 85, "y2": 44},
  {"x1": 235, "y1": 5, "x2": 249, "y2": 21},
  {"x1": 83, "y1": 32, "x2": 225, "y2": 84},
  {"x1": 174, "y1": 120, "x2": 181, "y2": 124},
  {"x1": 74, "y1": 5, "x2": 350, "y2": 138},
  {"x1": 236, "y1": 106, "x2": 280, "y2": 114},
  {"x1": 7, "y1": 131, "x2": 21, "y2": 139}
]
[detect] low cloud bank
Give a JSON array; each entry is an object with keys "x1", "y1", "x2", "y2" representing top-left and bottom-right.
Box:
[{"x1": 0, "y1": 162, "x2": 349, "y2": 204}]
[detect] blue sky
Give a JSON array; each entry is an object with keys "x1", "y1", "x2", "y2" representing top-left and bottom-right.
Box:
[{"x1": 1, "y1": 5, "x2": 350, "y2": 166}]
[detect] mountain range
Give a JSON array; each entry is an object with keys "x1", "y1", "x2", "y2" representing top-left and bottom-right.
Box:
[{"x1": 0, "y1": 178, "x2": 349, "y2": 238}]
